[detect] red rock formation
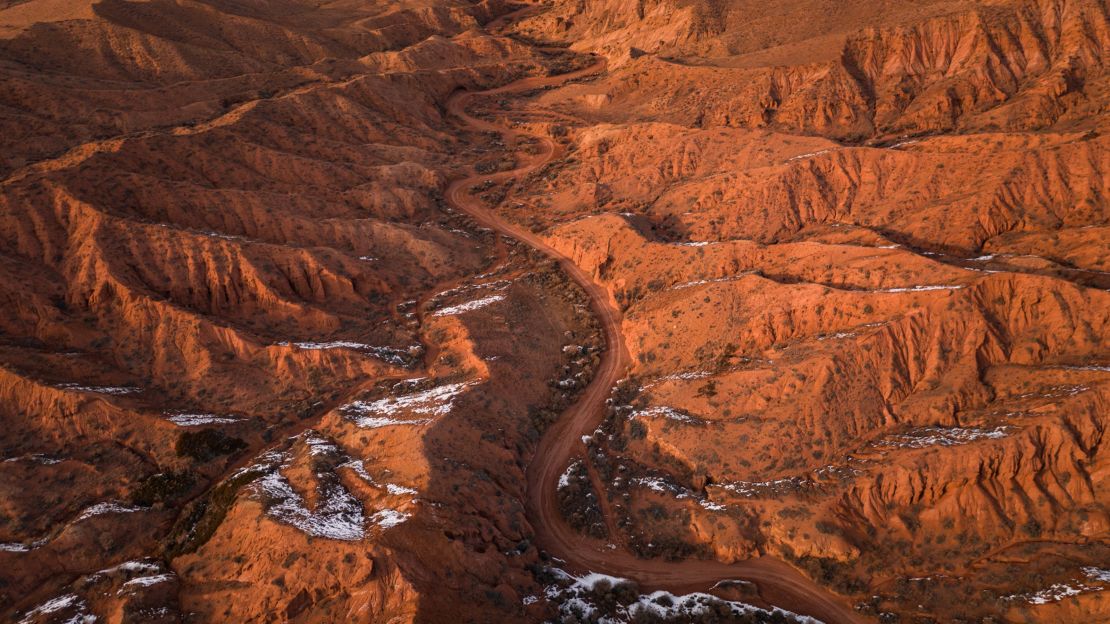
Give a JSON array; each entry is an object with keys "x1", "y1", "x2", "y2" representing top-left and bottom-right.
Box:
[{"x1": 2, "y1": 0, "x2": 1108, "y2": 622}]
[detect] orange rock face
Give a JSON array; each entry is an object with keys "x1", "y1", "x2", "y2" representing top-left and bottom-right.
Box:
[{"x1": 1, "y1": 0, "x2": 1107, "y2": 623}]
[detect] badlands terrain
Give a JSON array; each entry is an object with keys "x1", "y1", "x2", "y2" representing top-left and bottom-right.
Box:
[{"x1": 0, "y1": 0, "x2": 1108, "y2": 622}]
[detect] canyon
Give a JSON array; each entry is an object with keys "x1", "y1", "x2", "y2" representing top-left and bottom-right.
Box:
[{"x1": 0, "y1": 0, "x2": 1107, "y2": 623}]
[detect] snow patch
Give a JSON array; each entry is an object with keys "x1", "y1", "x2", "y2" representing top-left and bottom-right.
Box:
[
  {"x1": 434, "y1": 280, "x2": 511, "y2": 300},
  {"x1": 787, "y1": 149, "x2": 833, "y2": 161},
  {"x1": 18, "y1": 594, "x2": 96, "y2": 624},
  {"x1": 545, "y1": 569, "x2": 819, "y2": 624},
  {"x1": 1057, "y1": 364, "x2": 1110, "y2": 373},
  {"x1": 627, "y1": 474, "x2": 726, "y2": 511},
  {"x1": 56, "y1": 383, "x2": 140, "y2": 395},
  {"x1": 77, "y1": 502, "x2": 142, "y2": 522},
  {"x1": 433, "y1": 294, "x2": 506, "y2": 316},
  {"x1": 386, "y1": 483, "x2": 418, "y2": 496},
  {"x1": 876, "y1": 284, "x2": 965, "y2": 293},
  {"x1": 1004, "y1": 569, "x2": 1107, "y2": 606},
  {"x1": 286, "y1": 340, "x2": 374, "y2": 350},
  {"x1": 672, "y1": 275, "x2": 751, "y2": 290},
  {"x1": 3, "y1": 453, "x2": 62, "y2": 465},
  {"x1": 644, "y1": 371, "x2": 712, "y2": 388},
  {"x1": 341, "y1": 381, "x2": 476, "y2": 428},
  {"x1": 278, "y1": 342, "x2": 413, "y2": 366},
  {"x1": 301, "y1": 432, "x2": 340, "y2": 456},
  {"x1": 121, "y1": 573, "x2": 175, "y2": 589},
  {"x1": 0, "y1": 541, "x2": 42, "y2": 553},
  {"x1": 713, "y1": 477, "x2": 812, "y2": 498},
  {"x1": 98, "y1": 560, "x2": 162, "y2": 575},
  {"x1": 254, "y1": 466, "x2": 364, "y2": 541},
  {"x1": 165, "y1": 413, "x2": 241, "y2": 426},
  {"x1": 631, "y1": 477, "x2": 669, "y2": 493},
  {"x1": 558, "y1": 461, "x2": 581, "y2": 489},
  {"x1": 630, "y1": 406, "x2": 702, "y2": 424},
  {"x1": 877, "y1": 426, "x2": 1010, "y2": 449},
  {"x1": 889, "y1": 139, "x2": 920, "y2": 149},
  {"x1": 1084, "y1": 567, "x2": 1110, "y2": 583},
  {"x1": 344, "y1": 461, "x2": 420, "y2": 498},
  {"x1": 371, "y1": 509, "x2": 409, "y2": 530}
]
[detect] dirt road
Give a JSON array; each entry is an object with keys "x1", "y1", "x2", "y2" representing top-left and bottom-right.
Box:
[{"x1": 444, "y1": 49, "x2": 868, "y2": 624}]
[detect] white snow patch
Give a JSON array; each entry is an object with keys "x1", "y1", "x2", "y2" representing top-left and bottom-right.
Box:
[
  {"x1": 632, "y1": 477, "x2": 669, "y2": 493},
  {"x1": 77, "y1": 502, "x2": 142, "y2": 522},
  {"x1": 254, "y1": 467, "x2": 364, "y2": 541},
  {"x1": 3, "y1": 453, "x2": 62, "y2": 465},
  {"x1": 630, "y1": 406, "x2": 701, "y2": 424},
  {"x1": 24, "y1": 594, "x2": 79, "y2": 614},
  {"x1": 122, "y1": 573, "x2": 175, "y2": 589},
  {"x1": 558, "y1": 461, "x2": 581, "y2": 489},
  {"x1": 99, "y1": 560, "x2": 162, "y2": 575},
  {"x1": 628, "y1": 474, "x2": 725, "y2": 511},
  {"x1": 371, "y1": 509, "x2": 409, "y2": 529},
  {"x1": 1058, "y1": 364, "x2": 1110, "y2": 372},
  {"x1": 1084, "y1": 567, "x2": 1110, "y2": 583},
  {"x1": 877, "y1": 426, "x2": 1009, "y2": 449},
  {"x1": 672, "y1": 275, "x2": 750, "y2": 290},
  {"x1": 341, "y1": 381, "x2": 476, "y2": 428},
  {"x1": 644, "y1": 371, "x2": 712, "y2": 388},
  {"x1": 286, "y1": 340, "x2": 375, "y2": 350},
  {"x1": 386, "y1": 483, "x2": 418, "y2": 496},
  {"x1": 19, "y1": 594, "x2": 96, "y2": 624},
  {"x1": 876, "y1": 284, "x2": 965, "y2": 293},
  {"x1": 56, "y1": 384, "x2": 140, "y2": 395},
  {"x1": 713, "y1": 477, "x2": 812, "y2": 498},
  {"x1": 817, "y1": 331, "x2": 856, "y2": 341},
  {"x1": 433, "y1": 294, "x2": 506, "y2": 316},
  {"x1": 301, "y1": 432, "x2": 340, "y2": 457},
  {"x1": 787, "y1": 149, "x2": 833, "y2": 161},
  {"x1": 1016, "y1": 384, "x2": 1090, "y2": 399},
  {"x1": 434, "y1": 279, "x2": 511, "y2": 299},
  {"x1": 342, "y1": 460, "x2": 418, "y2": 499},
  {"x1": 545, "y1": 569, "x2": 819, "y2": 623},
  {"x1": 201, "y1": 230, "x2": 245, "y2": 241},
  {"x1": 1005, "y1": 571, "x2": 1107, "y2": 606},
  {"x1": 0, "y1": 541, "x2": 40, "y2": 553},
  {"x1": 278, "y1": 342, "x2": 412, "y2": 365},
  {"x1": 165, "y1": 413, "x2": 241, "y2": 426}
]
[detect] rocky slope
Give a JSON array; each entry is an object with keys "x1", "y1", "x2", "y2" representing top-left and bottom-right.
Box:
[
  {"x1": 502, "y1": 0, "x2": 1108, "y2": 620},
  {"x1": 2, "y1": 0, "x2": 1108, "y2": 623},
  {"x1": 0, "y1": 0, "x2": 603, "y2": 621}
]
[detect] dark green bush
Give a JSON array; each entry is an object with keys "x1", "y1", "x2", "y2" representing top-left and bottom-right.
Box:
[
  {"x1": 176, "y1": 429, "x2": 247, "y2": 462},
  {"x1": 131, "y1": 470, "x2": 195, "y2": 506}
]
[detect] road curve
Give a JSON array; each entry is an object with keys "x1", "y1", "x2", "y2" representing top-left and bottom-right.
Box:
[{"x1": 443, "y1": 58, "x2": 867, "y2": 624}]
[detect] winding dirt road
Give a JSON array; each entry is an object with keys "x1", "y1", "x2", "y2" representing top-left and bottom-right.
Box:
[{"x1": 443, "y1": 43, "x2": 868, "y2": 624}]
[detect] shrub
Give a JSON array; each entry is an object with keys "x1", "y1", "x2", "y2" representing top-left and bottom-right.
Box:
[
  {"x1": 131, "y1": 470, "x2": 195, "y2": 506},
  {"x1": 176, "y1": 429, "x2": 247, "y2": 462}
]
